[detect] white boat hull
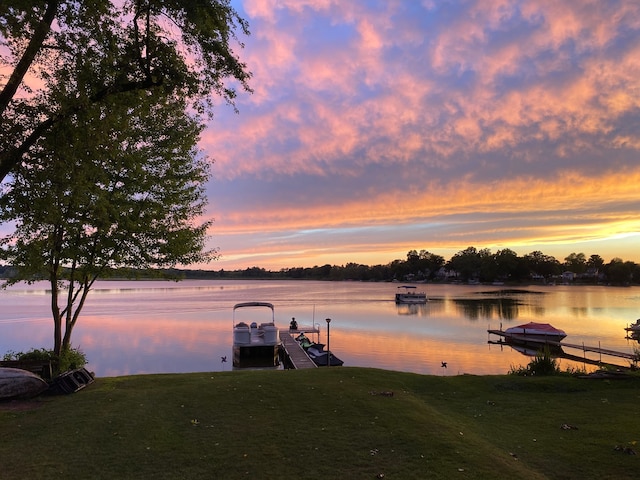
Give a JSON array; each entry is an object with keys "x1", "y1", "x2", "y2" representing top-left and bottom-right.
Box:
[
  {"x1": 504, "y1": 333, "x2": 566, "y2": 343},
  {"x1": 0, "y1": 368, "x2": 49, "y2": 400},
  {"x1": 395, "y1": 285, "x2": 427, "y2": 304},
  {"x1": 395, "y1": 293, "x2": 427, "y2": 304}
]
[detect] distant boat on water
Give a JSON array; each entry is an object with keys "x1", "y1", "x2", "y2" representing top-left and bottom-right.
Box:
[{"x1": 395, "y1": 285, "x2": 427, "y2": 304}]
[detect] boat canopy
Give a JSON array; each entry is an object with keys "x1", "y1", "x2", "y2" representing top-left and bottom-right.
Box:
[
  {"x1": 233, "y1": 302, "x2": 275, "y2": 324},
  {"x1": 397, "y1": 285, "x2": 417, "y2": 289},
  {"x1": 233, "y1": 302, "x2": 274, "y2": 311}
]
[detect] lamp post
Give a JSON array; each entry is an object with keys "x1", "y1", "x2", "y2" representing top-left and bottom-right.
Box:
[{"x1": 326, "y1": 318, "x2": 331, "y2": 367}]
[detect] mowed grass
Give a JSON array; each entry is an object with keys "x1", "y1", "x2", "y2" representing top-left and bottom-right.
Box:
[{"x1": 1, "y1": 367, "x2": 639, "y2": 479}]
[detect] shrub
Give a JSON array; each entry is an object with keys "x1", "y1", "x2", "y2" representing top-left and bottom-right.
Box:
[
  {"x1": 1, "y1": 346, "x2": 87, "y2": 375},
  {"x1": 509, "y1": 346, "x2": 560, "y2": 376},
  {"x1": 12, "y1": 347, "x2": 52, "y2": 362},
  {"x1": 58, "y1": 346, "x2": 88, "y2": 372}
]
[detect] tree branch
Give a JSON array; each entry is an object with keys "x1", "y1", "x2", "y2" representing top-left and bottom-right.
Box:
[
  {"x1": 0, "y1": 77, "x2": 163, "y2": 182},
  {"x1": 0, "y1": 1, "x2": 60, "y2": 119}
]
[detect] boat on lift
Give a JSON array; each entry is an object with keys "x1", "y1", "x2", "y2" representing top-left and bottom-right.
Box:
[
  {"x1": 504, "y1": 322, "x2": 567, "y2": 342},
  {"x1": 232, "y1": 302, "x2": 281, "y2": 368}
]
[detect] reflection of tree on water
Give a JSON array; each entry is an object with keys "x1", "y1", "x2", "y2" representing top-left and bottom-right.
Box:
[
  {"x1": 395, "y1": 298, "x2": 445, "y2": 316},
  {"x1": 396, "y1": 303, "x2": 428, "y2": 316},
  {"x1": 453, "y1": 289, "x2": 547, "y2": 321},
  {"x1": 453, "y1": 297, "x2": 521, "y2": 320}
]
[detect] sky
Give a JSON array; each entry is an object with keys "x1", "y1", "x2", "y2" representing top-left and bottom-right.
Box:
[
  {"x1": 4, "y1": 1, "x2": 639, "y2": 272},
  {"x1": 196, "y1": 0, "x2": 640, "y2": 271}
]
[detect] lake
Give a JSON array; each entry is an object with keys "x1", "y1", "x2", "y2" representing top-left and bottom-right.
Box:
[{"x1": 1, "y1": 280, "x2": 639, "y2": 377}]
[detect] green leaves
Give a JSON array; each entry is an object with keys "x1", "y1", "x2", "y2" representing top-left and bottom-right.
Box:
[
  {"x1": 1, "y1": 0, "x2": 251, "y2": 180},
  {"x1": 0, "y1": 68, "x2": 213, "y2": 354}
]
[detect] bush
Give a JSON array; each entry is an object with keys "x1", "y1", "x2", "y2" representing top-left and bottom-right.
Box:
[
  {"x1": 2, "y1": 346, "x2": 87, "y2": 375},
  {"x1": 509, "y1": 346, "x2": 560, "y2": 376},
  {"x1": 58, "y1": 346, "x2": 88, "y2": 372},
  {"x1": 12, "y1": 347, "x2": 52, "y2": 362}
]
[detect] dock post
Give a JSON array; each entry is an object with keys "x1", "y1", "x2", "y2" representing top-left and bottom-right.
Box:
[
  {"x1": 326, "y1": 318, "x2": 331, "y2": 367},
  {"x1": 599, "y1": 341, "x2": 601, "y2": 364}
]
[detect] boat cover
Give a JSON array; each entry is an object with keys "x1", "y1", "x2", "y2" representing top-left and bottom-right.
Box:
[{"x1": 506, "y1": 322, "x2": 566, "y2": 336}]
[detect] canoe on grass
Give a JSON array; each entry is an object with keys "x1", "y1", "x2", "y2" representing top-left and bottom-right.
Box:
[{"x1": 0, "y1": 367, "x2": 49, "y2": 400}]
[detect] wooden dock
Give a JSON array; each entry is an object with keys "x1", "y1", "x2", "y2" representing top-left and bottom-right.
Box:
[
  {"x1": 487, "y1": 329, "x2": 639, "y2": 362},
  {"x1": 287, "y1": 325, "x2": 321, "y2": 343},
  {"x1": 279, "y1": 332, "x2": 317, "y2": 369}
]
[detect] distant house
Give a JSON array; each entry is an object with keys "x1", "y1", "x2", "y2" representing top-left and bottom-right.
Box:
[
  {"x1": 436, "y1": 267, "x2": 457, "y2": 281},
  {"x1": 562, "y1": 271, "x2": 575, "y2": 283}
]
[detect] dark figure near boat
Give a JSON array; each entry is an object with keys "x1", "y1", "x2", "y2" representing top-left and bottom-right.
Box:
[{"x1": 289, "y1": 318, "x2": 298, "y2": 330}]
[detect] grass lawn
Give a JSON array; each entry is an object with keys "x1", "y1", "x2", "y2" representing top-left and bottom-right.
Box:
[{"x1": 1, "y1": 367, "x2": 639, "y2": 479}]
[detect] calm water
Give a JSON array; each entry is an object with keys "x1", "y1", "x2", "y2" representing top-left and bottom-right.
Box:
[{"x1": 1, "y1": 280, "x2": 639, "y2": 377}]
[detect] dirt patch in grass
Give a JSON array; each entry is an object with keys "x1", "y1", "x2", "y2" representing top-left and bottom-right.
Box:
[{"x1": 0, "y1": 398, "x2": 44, "y2": 411}]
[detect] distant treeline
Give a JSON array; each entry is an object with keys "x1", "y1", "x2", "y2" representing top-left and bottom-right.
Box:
[{"x1": 4, "y1": 247, "x2": 636, "y2": 285}]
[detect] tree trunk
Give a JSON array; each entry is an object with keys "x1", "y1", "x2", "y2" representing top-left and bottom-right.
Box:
[{"x1": 50, "y1": 276, "x2": 63, "y2": 358}]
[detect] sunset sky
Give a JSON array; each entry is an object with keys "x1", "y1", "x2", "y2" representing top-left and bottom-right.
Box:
[
  {"x1": 196, "y1": 0, "x2": 640, "y2": 270},
  {"x1": 5, "y1": 1, "x2": 638, "y2": 272}
]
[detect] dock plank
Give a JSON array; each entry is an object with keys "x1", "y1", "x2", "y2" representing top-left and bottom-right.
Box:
[{"x1": 279, "y1": 332, "x2": 317, "y2": 369}]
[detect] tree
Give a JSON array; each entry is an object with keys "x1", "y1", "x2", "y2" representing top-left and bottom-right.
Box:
[
  {"x1": 418, "y1": 250, "x2": 445, "y2": 279},
  {"x1": 477, "y1": 248, "x2": 495, "y2": 282},
  {"x1": 604, "y1": 258, "x2": 635, "y2": 285},
  {"x1": 447, "y1": 247, "x2": 481, "y2": 282},
  {"x1": 0, "y1": 0, "x2": 251, "y2": 182},
  {"x1": 586, "y1": 254, "x2": 604, "y2": 272},
  {"x1": 493, "y1": 248, "x2": 528, "y2": 282},
  {"x1": 406, "y1": 250, "x2": 420, "y2": 267},
  {"x1": 0, "y1": 87, "x2": 213, "y2": 358},
  {"x1": 564, "y1": 252, "x2": 587, "y2": 274},
  {"x1": 523, "y1": 251, "x2": 561, "y2": 280}
]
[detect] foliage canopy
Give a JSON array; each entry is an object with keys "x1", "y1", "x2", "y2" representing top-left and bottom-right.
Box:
[
  {"x1": 0, "y1": 86, "x2": 214, "y2": 356},
  {"x1": 0, "y1": 0, "x2": 251, "y2": 181}
]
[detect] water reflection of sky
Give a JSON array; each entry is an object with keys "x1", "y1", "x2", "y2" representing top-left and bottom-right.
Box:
[{"x1": 1, "y1": 281, "x2": 638, "y2": 377}]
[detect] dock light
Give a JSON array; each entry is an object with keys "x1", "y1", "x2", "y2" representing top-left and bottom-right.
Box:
[{"x1": 326, "y1": 318, "x2": 331, "y2": 367}]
